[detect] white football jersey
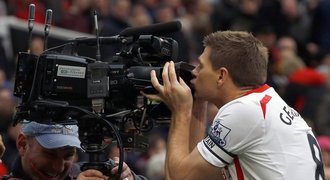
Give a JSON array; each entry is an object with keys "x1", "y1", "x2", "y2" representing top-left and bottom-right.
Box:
[{"x1": 197, "y1": 84, "x2": 324, "y2": 180}]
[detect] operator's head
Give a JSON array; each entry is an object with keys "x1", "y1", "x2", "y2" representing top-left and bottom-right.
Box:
[
  {"x1": 16, "y1": 121, "x2": 81, "y2": 180},
  {"x1": 191, "y1": 31, "x2": 268, "y2": 103}
]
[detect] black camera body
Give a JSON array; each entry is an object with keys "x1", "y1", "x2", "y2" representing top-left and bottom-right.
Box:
[
  {"x1": 13, "y1": 26, "x2": 195, "y2": 145},
  {"x1": 13, "y1": 14, "x2": 194, "y2": 177}
]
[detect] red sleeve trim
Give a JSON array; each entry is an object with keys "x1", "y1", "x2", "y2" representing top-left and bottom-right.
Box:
[
  {"x1": 234, "y1": 157, "x2": 244, "y2": 180},
  {"x1": 260, "y1": 95, "x2": 272, "y2": 119}
]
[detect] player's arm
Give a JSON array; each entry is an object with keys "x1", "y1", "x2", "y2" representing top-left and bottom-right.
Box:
[
  {"x1": 166, "y1": 111, "x2": 223, "y2": 180},
  {"x1": 189, "y1": 100, "x2": 208, "y2": 152}
]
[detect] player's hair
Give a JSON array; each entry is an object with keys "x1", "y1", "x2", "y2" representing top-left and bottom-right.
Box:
[{"x1": 203, "y1": 31, "x2": 268, "y2": 88}]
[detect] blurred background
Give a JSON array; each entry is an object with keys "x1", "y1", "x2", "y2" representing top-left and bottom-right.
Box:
[{"x1": 0, "y1": 0, "x2": 330, "y2": 179}]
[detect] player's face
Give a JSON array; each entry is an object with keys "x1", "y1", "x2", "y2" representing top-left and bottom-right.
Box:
[
  {"x1": 21, "y1": 137, "x2": 76, "y2": 180},
  {"x1": 191, "y1": 47, "x2": 219, "y2": 101}
]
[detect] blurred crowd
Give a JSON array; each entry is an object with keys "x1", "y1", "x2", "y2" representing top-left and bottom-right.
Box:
[{"x1": 0, "y1": 0, "x2": 330, "y2": 179}]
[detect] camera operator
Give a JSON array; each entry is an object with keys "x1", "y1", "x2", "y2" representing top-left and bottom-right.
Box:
[
  {"x1": 142, "y1": 31, "x2": 325, "y2": 179},
  {"x1": 1, "y1": 121, "x2": 145, "y2": 180}
]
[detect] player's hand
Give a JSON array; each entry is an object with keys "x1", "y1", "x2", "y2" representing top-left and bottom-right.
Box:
[{"x1": 141, "y1": 61, "x2": 193, "y2": 114}]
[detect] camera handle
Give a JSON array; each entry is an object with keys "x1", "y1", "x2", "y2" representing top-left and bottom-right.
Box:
[
  {"x1": 77, "y1": 112, "x2": 124, "y2": 180},
  {"x1": 81, "y1": 154, "x2": 116, "y2": 177}
]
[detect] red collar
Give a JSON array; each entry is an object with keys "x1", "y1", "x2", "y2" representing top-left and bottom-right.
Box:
[{"x1": 244, "y1": 84, "x2": 270, "y2": 96}]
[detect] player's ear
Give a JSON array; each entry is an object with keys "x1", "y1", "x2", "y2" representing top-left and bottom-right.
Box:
[
  {"x1": 16, "y1": 133, "x2": 28, "y2": 155},
  {"x1": 217, "y1": 67, "x2": 228, "y2": 86}
]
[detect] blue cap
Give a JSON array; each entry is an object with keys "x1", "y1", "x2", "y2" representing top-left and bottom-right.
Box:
[{"x1": 21, "y1": 121, "x2": 81, "y2": 149}]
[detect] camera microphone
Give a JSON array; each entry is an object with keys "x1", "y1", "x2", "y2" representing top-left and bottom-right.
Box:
[
  {"x1": 119, "y1": 20, "x2": 182, "y2": 37},
  {"x1": 93, "y1": 10, "x2": 101, "y2": 61},
  {"x1": 71, "y1": 36, "x2": 121, "y2": 46},
  {"x1": 27, "y1": 4, "x2": 35, "y2": 53},
  {"x1": 44, "y1": 9, "x2": 53, "y2": 50}
]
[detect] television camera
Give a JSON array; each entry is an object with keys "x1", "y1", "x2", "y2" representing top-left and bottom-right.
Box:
[{"x1": 12, "y1": 5, "x2": 195, "y2": 178}]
